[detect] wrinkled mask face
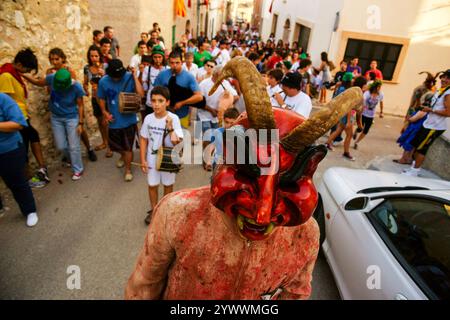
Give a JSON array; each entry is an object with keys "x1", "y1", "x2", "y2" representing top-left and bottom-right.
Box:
[{"x1": 211, "y1": 109, "x2": 327, "y2": 241}]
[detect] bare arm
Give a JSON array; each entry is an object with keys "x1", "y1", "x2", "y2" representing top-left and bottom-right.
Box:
[
  {"x1": 425, "y1": 95, "x2": 450, "y2": 117},
  {"x1": 22, "y1": 74, "x2": 47, "y2": 87},
  {"x1": 140, "y1": 136, "x2": 148, "y2": 173},
  {"x1": 0, "y1": 121, "x2": 23, "y2": 132}
]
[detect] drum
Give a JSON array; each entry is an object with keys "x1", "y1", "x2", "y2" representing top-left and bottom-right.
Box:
[
  {"x1": 156, "y1": 146, "x2": 183, "y2": 173},
  {"x1": 118, "y1": 92, "x2": 141, "y2": 114}
]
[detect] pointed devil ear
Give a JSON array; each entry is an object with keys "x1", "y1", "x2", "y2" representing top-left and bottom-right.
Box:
[{"x1": 280, "y1": 145, "x2": 327, "y2": 184}]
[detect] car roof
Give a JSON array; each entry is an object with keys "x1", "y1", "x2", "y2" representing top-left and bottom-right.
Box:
[{"x1": 327, "y1": 167, "x2": 450, "y2": 194}]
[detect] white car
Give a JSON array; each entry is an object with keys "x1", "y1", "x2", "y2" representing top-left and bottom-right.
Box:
[{"x1": 315, "y1": 167, "x2": 450, "y2": 300}]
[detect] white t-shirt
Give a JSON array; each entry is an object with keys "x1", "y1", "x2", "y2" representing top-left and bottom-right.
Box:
[
  {"x1": 211, "y1": 47, "x2": 220, "y2": 58},
  {"x1": 423, "y1": 89, "x2": 450, "y2": 131},
  {"x1": 140, "y1": 112, "x2": 184, "y2": 168},
  {"x1": 281, "y1": 91, "x2": 313, "y2": 118},
  {"x1": 143, "y1": 65, "x2": 168, "y2": 106},
  {"x1": 182, "y1": 62, "x2": 199, "y2": 79},
  {"x1": 216, "y1": 49, "x2": 231, "y2": 66},
  {"x1": 129, "y1": 54, "x2": 143, "y2": 69},
  {"x1": 198, "y1": 78, "x2": 237, "y2": 122},
  {"x1": 267, "y1": 84, "x2": 282, "y2": 107}
]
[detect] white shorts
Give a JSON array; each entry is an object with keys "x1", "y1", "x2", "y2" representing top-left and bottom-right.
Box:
[{"x1": 147, "y1": 168, "x2": 176, "y2": 187}]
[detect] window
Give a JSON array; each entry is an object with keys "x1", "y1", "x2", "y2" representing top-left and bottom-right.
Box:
[
  {"x1": 271, "y1": 14, "x2": 278, "y2": 36},
  {"x1": 367, "y1": 197, "x2": 450, "y2": 299},
  {"x1": 343, "y1": 39, "x2": 402, "y2": 81}
]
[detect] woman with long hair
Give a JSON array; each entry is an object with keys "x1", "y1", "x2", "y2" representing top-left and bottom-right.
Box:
[
  {"x1": 83, "y1": 45, "x2": 110, "y2": 157},
  {"x1": 316, "y1": 51, "x2": 335, "y2": 103}
]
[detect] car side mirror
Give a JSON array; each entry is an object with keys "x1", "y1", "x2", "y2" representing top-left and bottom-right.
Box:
[{"x1": 344, "y1": 196, "x2": 369, "y2": 211}]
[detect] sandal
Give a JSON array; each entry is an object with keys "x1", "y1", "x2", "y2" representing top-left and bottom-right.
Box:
[
  {"x1": 94, "y1": 144, "x2": 107, "y2": 151},
  {"x1": 393, "y1": 159, "x2": 412, "y2": 165},
  {"x1": 105, "y1": 149, "x2": 113, "y2": 158}
]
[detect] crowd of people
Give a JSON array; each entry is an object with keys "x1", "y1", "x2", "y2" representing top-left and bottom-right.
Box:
[{"x1": 0, "y1": 21, "x2": 449, "y2": 227}]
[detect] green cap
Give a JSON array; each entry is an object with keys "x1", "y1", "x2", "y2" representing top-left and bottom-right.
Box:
[
  {"x1": 342, "y1": 72, "x2": 354, "y2": 82},
  {"x1": 151, "y1": 45, "x2": 165, "y2": 57},
  {"x1": 53, "y1": 68, "x2": 72, "y2": 91},
  {"x1": 300, "y1": 53, "x2": 307, "y2": 59}
]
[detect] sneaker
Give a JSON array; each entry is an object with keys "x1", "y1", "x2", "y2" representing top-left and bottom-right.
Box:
[
  {"x1": 325, "y1": 143, "x2": 333, "y2": 151},
  {"x1": 343, "y1": 152, "x2": 355, "y2": 161},
  {"x1": 124, "y1": 173, "x2": 133, "y2": 182},
  {"x1": 402, "y1": 167, "x2": 420, "y2": 177},
  {"x1": 62, "y1": 157, "x2": 72, "y2": 168},
  {"x1": 29, "y1": 176, "x2": 46, "y2": 189},
  {"x1": 353, "y1": 143, "x2": 358, "y2": 150},
  {"x1": 88, "y1": 149, "x2": 97, "y2": 162},
  {"x1": 26, "y1": 212, "x2": 38, "y2": 227},
  {"x1": 71, "y1": 172, "x2": 83, "y2": 181},
  {"x1": 36, "y1": 167, "x2": 50, "y2": 183},
  {"x1": 116, "y1": 159, "x2": 125, "y2": 168}
]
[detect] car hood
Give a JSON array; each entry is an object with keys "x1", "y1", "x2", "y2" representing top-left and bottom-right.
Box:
[{"x1": 324, "y1": 167, "x2": 450, "y2": 194}]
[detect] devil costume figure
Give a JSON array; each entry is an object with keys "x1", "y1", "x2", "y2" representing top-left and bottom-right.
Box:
[{"x1": 125, "y1": 57, "x2": 363, "y2": 300}]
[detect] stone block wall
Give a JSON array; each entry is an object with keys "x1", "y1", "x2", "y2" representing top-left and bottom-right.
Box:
[
  {"x1": 423, "y1": 136, "x2": 450, "y2": 181},
  {"x1": 0, "y1": 0, "x2": 94, "y2": 166}
]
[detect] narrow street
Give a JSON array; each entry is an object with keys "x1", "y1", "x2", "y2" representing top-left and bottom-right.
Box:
[{"x1": 0, "y1": 114, "x2": 408, "y2": 299}]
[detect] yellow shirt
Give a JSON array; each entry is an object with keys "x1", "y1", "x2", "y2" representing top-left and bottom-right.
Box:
[{"x1": 0, "y1": 72, "x2": 28, "y2": 119}]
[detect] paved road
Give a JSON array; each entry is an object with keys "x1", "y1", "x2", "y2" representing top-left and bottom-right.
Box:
[{"x1": 0, "y1": 115, "x2": 405, "y2": 300}]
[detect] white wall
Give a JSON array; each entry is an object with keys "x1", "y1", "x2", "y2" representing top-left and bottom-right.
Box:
[
  {"x1": 334, "y1": 0, "x2": 450, "y2": 118},
  {"x1": 259, "y1": 0, "x2": 344, "y2": 66}
]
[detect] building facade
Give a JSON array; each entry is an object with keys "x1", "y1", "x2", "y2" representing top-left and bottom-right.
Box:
[{"x1": 255, "y1": 0, "x2": 450, "y2": 119}]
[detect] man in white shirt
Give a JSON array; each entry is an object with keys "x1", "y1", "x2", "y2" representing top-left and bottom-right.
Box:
[
  {"x1": 404, "y1": 69, "x2": 450, "y2": 177},
  {"x1": 274, "y1": 72, "x2": 312, "y2": 118},
  {"x1": 198, "y1": 66, "x2": 238, "y2": 164},
  {"x1": 182, "y1": 52, "x2": 199, "y2": 79},
  {"x1": 216, "y1": 40, "x2": 231, "y2": 67},
  {"x1": 210, "y1": 39, "x2": 220, "y2": 58},
  {"x1": 129, "y1": 41, "x2": 148, "y2": 69}
]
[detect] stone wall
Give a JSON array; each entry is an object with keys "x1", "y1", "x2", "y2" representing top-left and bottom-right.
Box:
[
  {"x1": 423, "y1": 136, "x2": 450, "y2": 181},
  {"x1": 0, "y1": 0, "x2": 94, "y2": 166}
]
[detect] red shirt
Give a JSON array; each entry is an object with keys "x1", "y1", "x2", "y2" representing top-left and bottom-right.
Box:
[
  {"x1": 365, "y1": 68, "x2": 383, "y2": 80},
  {"x1": 267, "y1": 55, "x2": 283, "y2": 70}
]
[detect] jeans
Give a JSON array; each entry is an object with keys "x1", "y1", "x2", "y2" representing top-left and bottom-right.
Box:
[
  {"x1": 0, "y1": 145, "x2": 37, "y2": 216},
  {"x1": 51, "y1": 115, "x2": 84, "y2": 174}
]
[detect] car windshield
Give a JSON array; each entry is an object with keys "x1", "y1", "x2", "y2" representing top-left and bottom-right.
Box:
[{"x1": 370, "y1": 197, "x2": 450, "y2": 300}]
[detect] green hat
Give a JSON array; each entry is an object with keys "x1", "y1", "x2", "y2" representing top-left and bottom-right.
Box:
[
  {"x1": 300, "y1": 53, "x2": 307, "y2": 59},
  {"x1": 53, "y1": 68, "x2": 72, "y2": 91},
  {"x1": 151, "y1": 45, "x2": 165, "y2": 57},
  {"x1": 342, "y1": 72, "x2": 354, "y2": 82}
]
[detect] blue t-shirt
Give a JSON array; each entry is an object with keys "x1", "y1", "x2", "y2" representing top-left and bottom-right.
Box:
[
  {"x1": 154, "y1": 69, "x2": 200, "y2": 119},
  {"x1": 0, "y1": 93, "x2": 27, "y2": 154},
  {"x1": 97, "y1": 73, "x2": 138, "y2": 129},
  {"x1": 45, "y1": 74, "x2": 85, "y2": 118}
]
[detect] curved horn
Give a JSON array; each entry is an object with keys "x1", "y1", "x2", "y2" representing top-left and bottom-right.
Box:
[
  {"x1": 209, "y1": 56, "x2": 276, "y2": 130},
  {"x1": 418, "y1": 71, "x2": 435, "y2": 82},
  {"x1": 281, "y1": 87, "x2": 364, "y2": 153}
]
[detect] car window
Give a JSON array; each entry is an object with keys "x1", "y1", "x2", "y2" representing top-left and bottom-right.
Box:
[{"x1": 368, "y1": 197, "x2": 450, "y2": 300}]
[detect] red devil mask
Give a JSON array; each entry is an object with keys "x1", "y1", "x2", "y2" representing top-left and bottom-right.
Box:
[{"x1": 209, "y1": 57, "x2": 363, "y2": 241}]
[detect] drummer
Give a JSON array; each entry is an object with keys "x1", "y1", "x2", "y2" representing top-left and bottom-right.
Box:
[
  {"x1": 140, "y1": 86, "x2": 183, "y2": 225},
  {"x1": 97, "y1": 59, "x2": 145, "y2": 182}
]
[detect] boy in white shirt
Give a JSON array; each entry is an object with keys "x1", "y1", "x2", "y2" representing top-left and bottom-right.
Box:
[
  {"x1": 129, "y1": 41, "x2": 148, "y2": 69},
  {"x1": 140, "y1": 86, "x2": 184, "y2": 225},
  {"x1": 266, "y1": 68, "x2": 284, "y2": 107},
  {"x1": 274, "y1": 72, "x2": 313, "y2": 118}
]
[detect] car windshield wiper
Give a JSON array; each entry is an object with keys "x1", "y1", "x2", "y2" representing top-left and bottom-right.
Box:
[{"x1": 357, "y1": 186, "x2": 430, "y2": 194}]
